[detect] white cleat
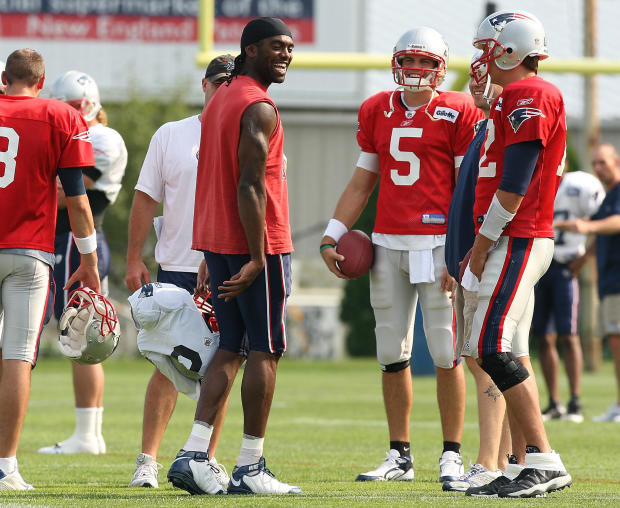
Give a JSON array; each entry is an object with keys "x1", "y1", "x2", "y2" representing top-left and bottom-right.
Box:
[
  {"x1": 442, "y1": 463, "x2": 501, "y2": 492},
  {"x1": 355, "y1": 449, "x2": 414, "y2": 482},
  {"x1": 129, "y1": 453, "x2": 162, "y2": 488},
  {"x1": 97, "y1": 435, "x2": 106, "y2": 454},
  {"x1": 228, "y1": 457, "x2": 301, "y2": 494},
  {"x1": 38, "y1": 435, "x2": 101, "y2": 454},
  {"x1": 0, "y1": 468, "x2": 35, "y2": 491},
  {"x1": 439, "y1": 451, "x2": 464, "y2": 482},
  {"x1": 209, "y1": 457, "x2": 230, "y2": 490},
  {"x1": 592, "y1": 403, "x2": 620, "y2": 422}
]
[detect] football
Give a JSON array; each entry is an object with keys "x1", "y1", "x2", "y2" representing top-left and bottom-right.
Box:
[{"x1": 336, "y1": 230, "x2": 374, "y2": 278}]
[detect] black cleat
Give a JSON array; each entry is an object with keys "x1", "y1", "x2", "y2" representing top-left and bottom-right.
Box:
[
  {"x1": 465, "y1": 475, "x2": 512, "y2": 497},
  {"x1": 497, "y1": 468, "x2": 572, "y2": 498}
]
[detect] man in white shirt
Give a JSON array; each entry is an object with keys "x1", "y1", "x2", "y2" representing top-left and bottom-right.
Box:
[{"x1": 125, "y1": 55, "x2": 233, "y2": 489}]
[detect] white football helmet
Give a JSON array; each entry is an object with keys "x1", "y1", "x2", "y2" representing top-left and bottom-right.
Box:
[
  {"x1": 52, "y1": 70, "x2": 101, "y2": 122},
  {"x1": 58, "y1": 288, "x2": 120, "y2": 364},
  {"x1": 471, "y1": 10, "x2": 548, "y2": 84},
  {"x1": 392, "y1": 27, "x2": 449, "y2": 92},
  {"x1": 0, "y1": 60, "x2": 5, "y2": 94}
]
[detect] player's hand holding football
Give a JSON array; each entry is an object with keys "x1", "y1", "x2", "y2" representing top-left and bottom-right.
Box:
[
  {"x1": 320, "y1": 237, "x2": 352, "y2": 280},
  {"x1": 218, "y1": 257, "x2": 264, "y2": 302}
]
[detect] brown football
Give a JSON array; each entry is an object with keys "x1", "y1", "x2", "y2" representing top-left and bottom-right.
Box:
[{"x1": 336, "y1": 230, "x2": 374, "y2": 278}]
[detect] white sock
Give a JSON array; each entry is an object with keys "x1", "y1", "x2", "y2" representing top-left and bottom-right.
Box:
[
  {"x1": 183, "y1": 421, "x2": 213, "y2": 453},
  {"x1": 0, "y1": 456, "x2": 17, "y2": 474},
  {"x1": 95, "y1": 407, "x2": 104, "y2": 438},
  {"x1": 74, "y1": 407, "x2": 98, "y2": 439},
  {"x1": 525, "y1": 450, "x2": 566, "y2": 472},
  {"x1": 237, "y1": 434, "x2": 264, "y2": 467}
]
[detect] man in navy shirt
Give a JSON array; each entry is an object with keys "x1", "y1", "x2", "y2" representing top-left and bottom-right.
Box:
[{"x1": 556, "y1": 143, "x2": 620, "y2": 423}]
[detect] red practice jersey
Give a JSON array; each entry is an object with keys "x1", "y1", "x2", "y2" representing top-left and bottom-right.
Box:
[
  {"x1": 474, "y1": 76, "x2": 567, "y2": 238},
  {"x1": 193, "y1": 75, "x2": 292, "y2": 255},
  {"x1": 357, "y1": 90, "x2": 484, "y2": 235},
  {"x1": 0, "y1": 95, "x2": 94, "y2": 253}
]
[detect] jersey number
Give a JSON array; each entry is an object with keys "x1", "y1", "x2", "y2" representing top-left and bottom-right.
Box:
[
  {"x1": 478, "y1": 119, "x2": 496, "y2": 178},
  {"x1": 554, "y1": 209, "x2": 569, "y2": 245},
  {"x1": 0, "y1": 127, "x2": 19, "y2": 188},
  {"x1": 389, "y1": 128, "x2": 423, "y2": 186}
]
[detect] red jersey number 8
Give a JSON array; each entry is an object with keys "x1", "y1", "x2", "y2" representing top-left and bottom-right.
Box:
[
  {"x1": 0, "y1": 127, "x2": 19, "y2": 188},
  {"x1": 389, "y1": 127, "x2": 422, "y2": 186}
]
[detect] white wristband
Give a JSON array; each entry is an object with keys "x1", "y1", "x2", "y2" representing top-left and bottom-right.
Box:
[
  {"x1": 479, "y1": 194, "x2": 516, "y2": 242},
  {"x1": 74, "y1": 232, "x2": 97, "y2": 254},
  {"x1": 323, "y1": 218, "x2": 348, "y2": 243}
]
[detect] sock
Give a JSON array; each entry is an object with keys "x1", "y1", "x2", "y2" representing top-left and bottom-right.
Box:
[
  {"x1": 443, "y1": 441, "x2": 461, "y2": 454},
  {"x1": 95, "y1": 407, "x2": 104, "y2": 438},
  {"x1": 183, "y1": 421, "x2": 213, "y2": 453},
  {"x1": 74, "y1": 407, "x2": 97, "y2": 438},
  {"x1": 389, "y1": 441, "x2": 410, "y2": 457},
  {"x1": 237, "y1": 434, "x2": 264, "y2": 467},
  {"x1": 525, "y1": 445, "x2": 541, "y2": 454},
  {"x1": 549, "y1": 397, "x2": 559, "y2": 407},
  {"x1": 0, "y1": 456, "x2": 17, "y2": 474}
]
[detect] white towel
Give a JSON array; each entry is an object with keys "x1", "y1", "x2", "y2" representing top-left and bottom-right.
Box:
[
  {"x1": 461, "y1": 263, "x2": 480, "y2": 292},
  {"x1": 409, "y1": 249, "x2": 435, "y2": 284}
]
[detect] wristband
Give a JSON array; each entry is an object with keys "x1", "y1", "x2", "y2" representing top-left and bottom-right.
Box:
[
  {"x1": 323, "y1": 218, "x2": 348, "y2": 243},
  {"x1": 74, "y1": 231, "x2": 97, "y2": 254},
  {"x1": 320, "y1": 243, "x2": 336, "y2": 253},
  {"x1": 479, "y1": 194, "x2": 516, "y2": 241}
]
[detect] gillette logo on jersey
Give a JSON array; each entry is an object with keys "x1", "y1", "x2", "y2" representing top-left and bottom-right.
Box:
[
  {"x1": 474, "y1": 76, "x2": 567, "y2": 238},
  {"x1": 433, "y1": 107, "x2": 459, "y2": 123}
]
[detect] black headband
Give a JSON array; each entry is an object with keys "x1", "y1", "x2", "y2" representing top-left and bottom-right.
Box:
[{"x1": 240, "y1": 17, "x2": 292, "y2": 52}]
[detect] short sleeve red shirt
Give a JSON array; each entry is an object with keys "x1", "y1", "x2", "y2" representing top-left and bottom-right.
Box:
[
  {"x1": 357, "y1": 90, "x2": 484, "y2": 235},
  {"x1": 473, "y1": 76, "x2": 567, "y2": 237},
  {"x1": 0, "y1": 95, "x2": 94, "y2": 253}
]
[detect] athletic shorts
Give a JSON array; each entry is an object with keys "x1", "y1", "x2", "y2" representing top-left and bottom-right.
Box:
[
  {"x1": 531, "y1": 260, "x2": 579, "y2": 336},
  {"x1": 204, "y1": 251, "x2": 291, "y2": 355},
  {"x1": 370, "y1": 244, "x2": 456, "y2": 369},
  {"x1": 599, "y1": 293, "x2": 620, "y2": 337},
  {"x1": 0, "y1": 252, "x2": 54, "y2": 365},
  {"x1": 53, "y1": 231, "x2": 110, "y2": 319},
  {"x1": 467, "y1": 237, "x2": 553, "y2": 359},
  {"x1": 157, "y1": 267, "x2": 197, "y2": 294}
]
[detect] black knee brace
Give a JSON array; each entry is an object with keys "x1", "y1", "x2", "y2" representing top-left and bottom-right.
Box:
[
  {"x1": 381, "y1": 359, "x2": 410, "y2": 373},
  {"x1": 480, "y1": 352, "x2": 529, "y2": 392}
]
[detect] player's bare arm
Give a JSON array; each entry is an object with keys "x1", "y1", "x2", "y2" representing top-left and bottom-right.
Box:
[
  {"x1": 556, "y1": 214, "x2": 620, "y2": 235},
  {"x1": 196, "y1": 258, "x2": 210, "y2": 293},
  {"x1": 321, "y1": 166, "x2": 378, "y2": 279},
  {"x1": 126, "y1": 190, "x2": 159, "y2": 291},
  {"x1": 218, "y1": 101, "x2": 276, "y2": 302},
  {"x1": 65, "y1": 193, "x2": 100, "y2": 292},
  {"x1": 568, "y1": 240, "x2": 596, "y2": 276}
]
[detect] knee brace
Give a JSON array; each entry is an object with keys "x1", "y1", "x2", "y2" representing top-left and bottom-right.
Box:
[
  {"x1": 381, "y1": 359, "x2": 410, "y2": 373},
  {"x1": 480, "y1": 352, "x2": 529, "y2": 392}
]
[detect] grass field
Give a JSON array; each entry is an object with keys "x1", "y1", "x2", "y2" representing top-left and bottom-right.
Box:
[{"x1": 2, "y1": 356, "x2": 619, "y2": 506}]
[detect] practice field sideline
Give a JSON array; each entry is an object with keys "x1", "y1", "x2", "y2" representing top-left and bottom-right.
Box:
[{"x1": 3, "y1": 357, "x2": 619, "y2": 506}]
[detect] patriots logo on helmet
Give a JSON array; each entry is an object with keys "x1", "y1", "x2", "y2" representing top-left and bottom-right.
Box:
[
  {"x1": 507, "y1": 107, "x2": 545, "y2": 133},
  {"x1": 489, "y1": 12, "x2": 533, "y2": 30}
]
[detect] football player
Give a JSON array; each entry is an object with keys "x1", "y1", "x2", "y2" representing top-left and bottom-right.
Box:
[
  {"x1": 0, "y1": 49, "x2": 99, "y2": 491},
  {"x1": 38, "y1": 71, "x2": 127, "y2": 457},
  {"x1": 533, "y1": 170, "x2": 604, "y2": 423},
  {"x1": 321, "y1": 27, "x2": 484, "y2": 483},
  {"x1": 462, "y1": 10, "x2": 572, "y2": 497}
]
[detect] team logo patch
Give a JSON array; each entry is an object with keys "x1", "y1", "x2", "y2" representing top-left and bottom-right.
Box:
[
  {"x1": 433, "y1": 106, "x2": 459, "y2": 123},
  {"x1": 72, "y1": 130, "x2": 91, "y2": 142},
  {"x1": 405, "y1": 110, "x2": 415, "y2": 119},
  {"x1": 516, "y1": 98, "x2": 534, "y2": 106},
  {"x1": 507, "y1": 107, "x2": 545, "y2": 133},
  {"x1": 489, "y1": 12, "x2": 533, "y2": 31}
]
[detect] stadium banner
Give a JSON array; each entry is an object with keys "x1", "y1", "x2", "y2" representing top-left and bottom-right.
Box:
[{"x1": 0, "y1": 0, "x2": 314, "y2": 43}]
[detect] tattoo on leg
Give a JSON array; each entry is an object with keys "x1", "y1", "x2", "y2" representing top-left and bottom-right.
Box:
[{"x1": 484, "y1": 384, "x2": 501, "y2": 401}]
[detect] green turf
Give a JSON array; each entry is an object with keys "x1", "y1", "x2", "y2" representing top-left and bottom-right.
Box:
[{"x1": 2, "y1": 357, "x2": 619, "y2": 506}]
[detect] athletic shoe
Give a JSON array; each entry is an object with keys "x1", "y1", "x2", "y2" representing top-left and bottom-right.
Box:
[
  {"x1": 465, "y1": 475, "x2": 513, "y2": 497},
  {"x1": 541, "y1": 402, "x2": 566, "y2": 421},
  {"x1": 209, "y1": 457, "x2": 230, "y2": 490},
  {"x1": 37, "y1": 435, "x2": 100, "y2": 454},
  {"x1": 438, "y1": 451, "x2": 464, "y2": 482},
  {"x1": 497, "y1": 468, "x2": 572, "y2": 498},
  {"x1": 592, "y1": 402, "x2": 620, "y2": 422},
  {"x1": 562, "y1": 400, "x2": 584, "y2": 423},
  {"x1": 129, "y1": 453, "x2": 162, "y2": 488},
  {"x1": 227, "y1": 456, "x2": 301, "y2": 494},
  {"x1": 97, "y1": 435, "x2": 106, "y2": 454},
  {"x1": 0, "y1": 468, "x2": 34, "y2": 491},
  {"x1": 167, "y1": 449, "x2": 226, "y2": 495},
  {"x1": 442, "y1": 463, "x2": 500, "y2": 492},
  {"x1": 355, "y1": 449, "x2": 414, "y2": 482}
]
